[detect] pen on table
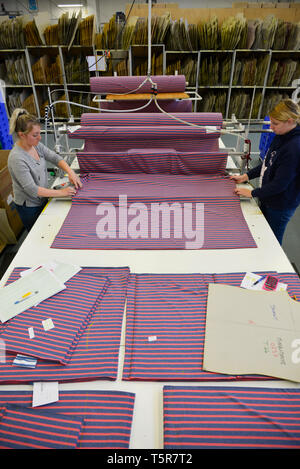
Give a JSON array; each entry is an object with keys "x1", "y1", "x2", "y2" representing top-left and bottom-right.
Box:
[
  {"x1": 252, "y1": 276, "x2": 266, "y2": 286},
  {"x1": 14, "y1": 291, "x2": 38, "y2": 305}
]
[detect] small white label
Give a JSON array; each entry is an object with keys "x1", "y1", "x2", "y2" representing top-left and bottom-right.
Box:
[
  {"x1": 28, "y1": 327, "x2": 35, "y2": 339},
  {"x1": 7, "y1": 193, "x2": 13, "y2": 205},
  {"x1": 42, "y1": 318, "x2": 55, "y2": 331},
  {"x1": 148, "y1": 335, "x2": 157, "y2": 342},
  {"x1": 32, "y1": 382, "x2": 59, "y2": 407}
]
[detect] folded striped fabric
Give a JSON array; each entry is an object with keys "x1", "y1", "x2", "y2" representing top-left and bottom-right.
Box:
[
  {"x1": 90, "y1": 74, "x2": 187, "y2": 94},
  {"x1": 0, "y1": 272, "x2": 109, "y2": 365},
  {"x1": 123, "y1": 271, "x2": 300, "y2": 381},
  {"x1": 0, "y1": 267, "x2": 129, "y2": 384},
  {"x1": 0, "y1": 404, "x2": 84, "y2": 449},
  {"x1": 51, "y1": 173, "x2": 256, "y2": 250},
  {"x1": 163, "y1": 386, "x2": 300, "y2": 449},
  {"x1": 0, "y1": 390, "x2": 135, "y2": 449}
]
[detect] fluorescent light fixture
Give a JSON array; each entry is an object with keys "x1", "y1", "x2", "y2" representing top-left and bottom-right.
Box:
[{"x1": 57, "y1": 4, "x2": 83, "y2": 7}]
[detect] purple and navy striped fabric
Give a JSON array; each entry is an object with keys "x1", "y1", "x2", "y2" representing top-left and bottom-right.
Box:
[
  {"x1": 51, "y1": 173, "x2": 256, "y2": 250},
  {"x1": 163, "y1": 386, "x2": 300, "y2": 449},
  {"x1": 90, "y1": 74, "x2": 186, "y2": 94},
  {"x1": 122, "y1": 271, "x2": 300, "y2": 381},
  {"x1": 0, "y1": 390, "x2": 135, "y2": 449},
  {"x1": 76, "y1": 150, "x2": 228, "y2": 176},
  {"x1": 69, "y1": 125, "x2": 220, "y2": 153},
  {"x1": 0, "y1": 404, "x2": 84, "y2": 449},
  {"x1": 0, "y1": 272, "x2": 109, "y2": 365},
  {"x1": 98, "y1": 99, "x2": 193, "y2": 113},
  {"x1": 79, "y1": 112, "x2": 223, "y2": 127},
  {"x1": 0, "y1": 267, "x2": 129, "y2": 384}
]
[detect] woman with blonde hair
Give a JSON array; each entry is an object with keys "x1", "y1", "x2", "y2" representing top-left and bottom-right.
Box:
[
  {"x1": 231, "y1": 98, "x2": 300, "y2": 245},
  {"x1": 8, "y1": 108, "x2": 82, "y2": 231}
]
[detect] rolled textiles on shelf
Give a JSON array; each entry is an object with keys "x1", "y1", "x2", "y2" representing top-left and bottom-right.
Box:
[{"x1": 90, "y1": 74, "x2": 187, "y2": 94}]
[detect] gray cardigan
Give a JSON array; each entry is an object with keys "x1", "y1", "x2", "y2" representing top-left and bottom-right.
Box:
[{"x1": 8, "y1": 142, "x2": 62, "y2": 207}]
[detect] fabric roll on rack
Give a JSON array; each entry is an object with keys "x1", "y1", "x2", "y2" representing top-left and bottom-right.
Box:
[
  {"x1": 90, "y1": 74, "x2": 187, "y2": 94},
  {"x1": 98, "y1": 99, "x2": 193, "y2": 113},
  {"x1": 79, "y1": 112, "x2": 222, "y2": 127},
  {"x1": 69, "y1": 125, "x2": 221, "y2": 153}
]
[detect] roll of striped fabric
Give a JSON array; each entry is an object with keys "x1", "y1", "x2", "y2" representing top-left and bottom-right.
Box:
[
  {"x1": 69, "y1": 125, "x2": 221, "y2": 153},
  {"x1": 0, "y1": 390, "x2": 135, "y2": 449},
  {"x1": 97, "y1": 99, "x2": 193, "y2": 113},
  {"x1": 90, "y1": 75, "x2": 187, "y2": 94},
  {"x1": 122, "y1": 271, "x2": 300, "y2": 381},
  {"x1": 79, "y1": 112, "x2": 223, "y2": 127},
  {"x1": 163, "y1": 386, "x2": 300, "y2": 449}
]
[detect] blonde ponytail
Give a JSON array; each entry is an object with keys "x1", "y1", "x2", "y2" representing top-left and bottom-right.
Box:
[
  {"x1": 9, "y1": 108, "x2": 39, "y2": 135},
  {"x1": 269, "y1": 99, "x2": 300, "y2": 124}
]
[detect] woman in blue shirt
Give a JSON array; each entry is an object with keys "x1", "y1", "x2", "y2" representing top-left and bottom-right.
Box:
[{"x1": 231, "y1": 99, "x2": 300, "y2": 245}]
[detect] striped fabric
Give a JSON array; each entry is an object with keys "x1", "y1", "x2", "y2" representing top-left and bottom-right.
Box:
[
  {"x1": 69, "y1": 125, "x2": 221, "y2": 153},
  {"x1": 0, "y1": 404, "x2": 84, "y2": 449},
  {"x1": 51, "y1": 173, "x2": 256, "y2": 250},
  {"x1": 0, "y1": 267, "x2": 129, "y2": 384},
  {"x1": 0, "y1": 390, "x2": 135, "y2": 449},
  {"x1": 98, "y1": 99, "x2": 193, "y2": 113},
  {"x1": 76, "y1": 150, "x2": 228, "y2": 176},
  {"x1": 163, "y1": 386, "x2": 300, "y2": 449},
  {"x1": 0, "y1": 272, "x2": 109, "y2": 365},
  {"x1": 90, "y1": 75, "x2": 187, "y2": 94},
  {"x1": 122, "y1": 271, "x2": 300, "y2": 381},
  {"x1": 79, "y1": 112, "x2": 223, "y2": 127}
]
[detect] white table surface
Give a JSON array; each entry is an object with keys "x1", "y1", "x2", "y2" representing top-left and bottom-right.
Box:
[{"x1": 0, "y1": 157, "x2": 299, "y2": 449}]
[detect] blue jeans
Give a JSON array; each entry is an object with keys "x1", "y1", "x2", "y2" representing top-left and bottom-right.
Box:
[
  {"x1": 260, "y1": 202, "x2": 296, "y2": 245},
  {"x1": 15, "y1": 202, "x2": 46, "y2": 232}
]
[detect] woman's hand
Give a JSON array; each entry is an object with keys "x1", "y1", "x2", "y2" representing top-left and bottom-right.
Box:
[
  {"x1": 230, "y1": 173, "x2": 249, "y2": 184},
  {"x1": 59, "y1": 186, "x2": 77, "y2": 197},
  {"x1": 67, "y1": 170, "x2": 82, "y2": 189},
  {"x1": 234, "y1": 186, "x2": 253, "y2": 198}
]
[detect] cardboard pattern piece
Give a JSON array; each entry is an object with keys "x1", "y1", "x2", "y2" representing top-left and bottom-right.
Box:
[{"x1": 203, "y1": 284, "x2": 300, "y2": 383}]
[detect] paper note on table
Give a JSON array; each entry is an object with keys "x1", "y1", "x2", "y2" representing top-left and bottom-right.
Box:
[
  {"x1": 32, "y1": 382, "x2": 59, "y2": 407},
  {"x1": 0, "y1": 267, "x2": 66, "y2": 323},
  {"x1": 20, "y1": 260, "x2": 81, "y2": 284},
  {"x1": 241, "y1": 272, "x2": 287, "y2": 292},
  {"x1": 203, "y1": 283, "x2": 300, "y2": 382}
]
